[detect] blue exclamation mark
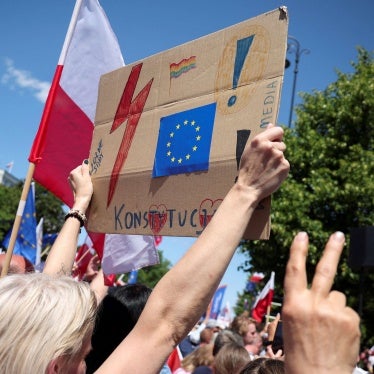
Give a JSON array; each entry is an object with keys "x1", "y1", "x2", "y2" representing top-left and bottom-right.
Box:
[{"x1": 228, "y1": 35, "x2": 255, "y2": 107}]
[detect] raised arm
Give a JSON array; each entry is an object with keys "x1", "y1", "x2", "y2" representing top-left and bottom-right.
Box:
[
  {"x1": 43, "y1": 160, "x2": 93, "y2": 276},
  {"x1": 97, "y1": 124, "x2": 290, "y2": 373}
]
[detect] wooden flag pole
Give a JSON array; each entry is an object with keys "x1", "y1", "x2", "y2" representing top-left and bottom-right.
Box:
[{"x1": 1, "y1": 163, "x2": 35, "y2": 277}]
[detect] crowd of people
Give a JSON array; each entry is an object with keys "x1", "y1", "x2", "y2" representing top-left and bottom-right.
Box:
[{"x1": 0, "y1": 124, "x2": 365, "y2": 373}]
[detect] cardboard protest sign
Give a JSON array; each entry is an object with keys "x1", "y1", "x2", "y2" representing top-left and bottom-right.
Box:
[{"x1": 87, "y1": 7, "x2": 289, "y2": 239}]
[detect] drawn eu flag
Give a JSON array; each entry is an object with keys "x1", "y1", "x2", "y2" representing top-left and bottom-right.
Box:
[
  {"x1": 2, "y1": 183, "x2": 37, "y2": 264},
  {"x1": 152, "y1": 103, "x2": 217, "y2": 177}
]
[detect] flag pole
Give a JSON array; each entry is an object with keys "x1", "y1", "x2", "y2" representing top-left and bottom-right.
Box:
[
  {"x1": 1, "y1": 163, "x2": 35, "y2": 277},
  {"x1": 1, "y1": 0, "x2": 84, "y2": 277},
  {"x1": 265, "y1": 304, "x2": 271, "y2": 325}
]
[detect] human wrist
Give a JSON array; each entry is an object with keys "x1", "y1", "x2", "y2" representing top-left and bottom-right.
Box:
[
  {"x1": 71, "y1": 198, "x2": 90, "y2": 213},
  {"x1": 64, "y1": 209, "x2": 87, "y2": 228},
  {"x1": 231, "y1": 182, "x2": 262, "y2": 210}
]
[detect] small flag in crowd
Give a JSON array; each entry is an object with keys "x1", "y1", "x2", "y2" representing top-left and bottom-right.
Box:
[
  {"x1": 2, "y1": 183, "x2": 37, "y2": 264},
  {"x1": 245, "y1": 272, "x2": 265, "y2": 293},
  {"x1": 206, "y1": 284, "x2": 227, "y2": 320},
  {"x1": 127, "y1": 270, "x2": 138, "y2": 284},
  {"x1": 251, "y1": 271, "x2": 275, "y2": 323},
  {"x1": 72, "y1": 235, "x2": 97, "y2": 280},
  {"x1": 167, "y1": 346, "x2": 183, "y2": 372},
  {"x1": 42, "y1": 233, "x2": 58, "y2": 247}
]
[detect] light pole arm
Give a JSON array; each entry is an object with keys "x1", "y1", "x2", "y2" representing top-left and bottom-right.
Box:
[{"x1": 287, "y1": 36, "x2": 310, "y2": 128}]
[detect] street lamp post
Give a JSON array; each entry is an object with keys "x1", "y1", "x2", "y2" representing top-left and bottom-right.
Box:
[{"x1": 286, "y1": 36, "x2": 310, "y2": 128}]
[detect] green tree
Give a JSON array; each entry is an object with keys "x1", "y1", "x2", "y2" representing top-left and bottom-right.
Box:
[
  {"x1": 238, "y1": 47, "x2": 374, "y2": 344},
  {"x1": 34, "y1": 183, "x2": 65, "y2": 233},
  {"x1": 0, "y1": 183, "x2": 23, "y2": 240},
  {"x1": 0, "y1": 182, "x2": 65, "y2": 248}
]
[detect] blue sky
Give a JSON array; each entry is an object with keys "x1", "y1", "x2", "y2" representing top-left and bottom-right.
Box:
[{"x1": 0, "y1": 0, "x2": 373, "y2": 311}]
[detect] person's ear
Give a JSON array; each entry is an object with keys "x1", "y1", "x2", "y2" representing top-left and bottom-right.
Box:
[{"x1": 46, "y1": 357, "x2": 63, "y2": 374}]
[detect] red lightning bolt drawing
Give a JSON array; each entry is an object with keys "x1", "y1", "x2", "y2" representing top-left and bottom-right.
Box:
[{"x1": 107, "y1": 63, "x2": 153, "y2": 207}]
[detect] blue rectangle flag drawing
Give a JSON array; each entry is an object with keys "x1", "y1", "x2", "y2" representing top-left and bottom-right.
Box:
[{"x1": 152, "y1": 103, "x2": 217, "y2": 177}]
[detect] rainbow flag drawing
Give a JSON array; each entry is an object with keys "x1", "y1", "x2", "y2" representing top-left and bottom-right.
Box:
[{"x1": 170, "y1": 56, "x2": 196, "y2": 78}]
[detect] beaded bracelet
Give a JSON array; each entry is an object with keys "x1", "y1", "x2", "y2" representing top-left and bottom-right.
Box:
[{"x1": 64, "y1": 209, "x2": 87, "y2": 228}]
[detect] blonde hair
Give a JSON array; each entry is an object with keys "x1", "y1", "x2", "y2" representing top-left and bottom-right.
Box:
[
  {"x1": 181, "y1": 343, "x2": 214, "y2": 372},
  {"x1": 0, "y1": 273, "x2": 96, "y2": 373},
  {"x1": 230, "y1": 314, "x2": 257, "y2": 337}
]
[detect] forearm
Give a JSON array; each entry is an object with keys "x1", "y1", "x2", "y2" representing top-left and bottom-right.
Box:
[
  {"x1": 43, "y1": 199, "x2": 89, "y2": 276},
  {"x1": 89, "y1": 269, "x2": 109, "y2": 304},
  {"x1": 151, "y1": 184, "x2": 259, "y2": 336}
]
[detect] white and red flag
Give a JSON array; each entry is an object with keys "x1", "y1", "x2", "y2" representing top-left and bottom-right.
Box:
[
  {"x1": 166, "y1": 346, "x2": 183, "y2": 372},
  {"x1": 251, "y1": 271, "x2": 275, "y2": 323},
  {"x1": 29, "y1": 0, "x2": 124, "y2": 204},
  {"x1": 72, "y1": 235, "x2": 96, "y2": 281},
  {"x1": 28, "y1": 0, "x2": 159, "y2": 274}
]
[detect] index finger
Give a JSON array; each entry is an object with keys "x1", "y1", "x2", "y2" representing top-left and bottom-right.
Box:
[
  {"x1": 284, "y1": 232, "x2": 309, "y2": 295},
  {"x1": 311, "y1": 232, "x2": 345, "y2": 298}
]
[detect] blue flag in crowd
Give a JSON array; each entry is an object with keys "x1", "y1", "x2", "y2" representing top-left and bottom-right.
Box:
[
  {"x1": 152, "y1": 103, "x2": 217, "y2": 177},
  {"x1": 209, "y1": 285, "x2": 227, "y2": 320},
  {"x1": 128, "y1": 269, "x2": 139, "y2": 284},
  {"x1": 2, "y1": 183, "x2": 37, "y2": 264},
  {"x1": 43, "y1": 233, "x2": 58, "y2": 247}
]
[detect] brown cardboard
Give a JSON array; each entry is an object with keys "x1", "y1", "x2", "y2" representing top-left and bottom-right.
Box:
[{"x1": 87, "y1": 7, "x2": 288, "y2": 239}]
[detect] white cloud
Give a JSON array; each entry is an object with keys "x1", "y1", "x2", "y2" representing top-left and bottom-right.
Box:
[{"x1": 1, "y1": 58, "x2": 50, "y2": 103}]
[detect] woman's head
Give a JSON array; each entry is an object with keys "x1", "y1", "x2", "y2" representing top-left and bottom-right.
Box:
[
  {"x1": 181, "y1": 343, "x2": 214, "y2": 372},
  {"x1": 214, "y1": 342, "x2": 250, "y2": 374},
  {"x1": 0, "y1": 273, "x2": 96, "y2": 373},
  {"x1": 230, "y1": 315, "x2": 259, "y2": 345},
  {"x1": 213, "y1": 329, "x2": 244, "y2": 356},
  {"x1": 86, "y1": 283, "x2": 152, "y2": 373},
  {"x1": 238, "y1": 357, "x2": 285, "y2": 374}
]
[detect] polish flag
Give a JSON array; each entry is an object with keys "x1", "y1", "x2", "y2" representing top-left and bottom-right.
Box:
[
  {"x1": 166, "y1": 346, "x2": 183, "y2": 372},
  {"x1": 29, "y1": 0, "x2": 124, "y2": 205},
  {"x1": 28, "y1": 0, "x2": 159, "y2": 274},
  {"x1": 72, "y1": 235, "x2": 96, "y2": 281},
  {"x1": 251, "y1": 271, "x2": 275, "y2": 323}
]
